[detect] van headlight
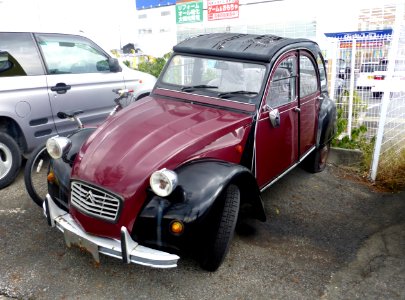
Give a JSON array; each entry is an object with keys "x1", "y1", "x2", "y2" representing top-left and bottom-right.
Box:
[
  {"x1": 150, "y1": 168, "x2": 178, "y2": 197},
  {"x1": 46, "y1": 136, "x2": 71, "y2": 159}
]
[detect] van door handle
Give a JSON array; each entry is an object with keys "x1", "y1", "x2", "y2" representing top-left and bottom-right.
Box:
[{"x1": 51, "y1": 83, "x2": 71, "y2": 94}]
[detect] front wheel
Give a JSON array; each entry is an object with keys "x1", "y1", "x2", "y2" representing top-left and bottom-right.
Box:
[
  {"x1": 24, "y1": 145, "x2": 50, "y2": 207},
  {"x1": 0, "y1": 133, "x2": 22, "y2": 189},
  {"x1": 303, "y1": 143, "x2": 331, "y2": 173},
  {"x1": 200, "y1": 184, "x2": 240, "y2": 272}
]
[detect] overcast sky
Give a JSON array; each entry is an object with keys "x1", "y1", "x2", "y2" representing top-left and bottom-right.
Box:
[
  {"x1": 0, "y1": 0, "x2": 136, "y2": 51},
  {"x1": 0, "y1": 0, "x2": 401, "y2": 54}
]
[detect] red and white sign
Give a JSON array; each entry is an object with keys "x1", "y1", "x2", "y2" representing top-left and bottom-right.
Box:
[{"x1": 208, "y1": 0, "x2": 239, "y2": 21}]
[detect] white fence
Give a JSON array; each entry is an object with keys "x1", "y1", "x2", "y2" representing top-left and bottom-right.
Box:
[{"x1": 326, "y1": 3, "x2": 405, "y2": 181}]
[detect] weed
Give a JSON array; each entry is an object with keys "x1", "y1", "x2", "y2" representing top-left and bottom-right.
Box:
[{"x1": 375, "y1": 147, "x2": 405, "y2": 191}]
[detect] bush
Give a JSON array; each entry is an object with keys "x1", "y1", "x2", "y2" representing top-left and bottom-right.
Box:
[{"x1": 135, "y1": 52, "x2": 171, "y2": 78}]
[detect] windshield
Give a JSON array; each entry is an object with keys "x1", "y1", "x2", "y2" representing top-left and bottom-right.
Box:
[{"x1": 160, "y1": 55, "x2": 266, "y2": 104}]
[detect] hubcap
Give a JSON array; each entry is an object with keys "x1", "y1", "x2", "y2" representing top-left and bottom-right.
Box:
[{"x1": 0, "y1": 142, "x2": 13, "y2": 180}]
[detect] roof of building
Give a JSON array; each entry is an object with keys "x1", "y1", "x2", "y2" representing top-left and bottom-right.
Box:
[{"x1": 173, "y1": 33, "x2": 315, "y2": 63}]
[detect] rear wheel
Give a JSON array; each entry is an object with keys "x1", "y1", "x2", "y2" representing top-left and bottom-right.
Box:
[
  {"x1": 24, "y1": 145, "x2": 50, "y2": 207},
  {"x1": 303, "y1": 142, "x2": 331, "y2": 173},
  {"x1": 0, "y1": 133, "x2": 21, "y2": 189},
  {"x1": 200, "y1": 184, "x2": 240, "y2": 272}
]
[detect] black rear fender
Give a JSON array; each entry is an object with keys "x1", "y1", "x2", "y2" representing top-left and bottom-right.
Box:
[{"x1": 317, "y1": 93, "x2": 337, "y2": 147}]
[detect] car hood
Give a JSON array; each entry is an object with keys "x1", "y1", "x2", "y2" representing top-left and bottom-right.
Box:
[{"x1": 71, "y1": 96, "x2": 252, "y2": 199}]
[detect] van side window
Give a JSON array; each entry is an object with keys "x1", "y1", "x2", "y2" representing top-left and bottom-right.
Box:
[
  {"x1": 0, "y1": 33, "x2": 44, "y2": 77},
  {"x1": 36, "y1": 34, "x2": 111, "y2": 75}
]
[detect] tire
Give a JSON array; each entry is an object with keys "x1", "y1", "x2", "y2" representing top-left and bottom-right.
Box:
[
  {"x1": 0, "y1": 133, "x2": 22, "y2": 189},
  {"x1": 24, "y1": 145, "x2": 50, "y2": 207},
  {"x1": 200, "y1": 184, "x2": 240, "y2": 272},
  {"x1": 303, "y1": 142, "x2": 331, "y2": 173}
]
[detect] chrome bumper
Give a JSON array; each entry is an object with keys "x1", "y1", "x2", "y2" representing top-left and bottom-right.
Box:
[{"x1": 44, "y1": 194, "x2": 179, "y2": 268}]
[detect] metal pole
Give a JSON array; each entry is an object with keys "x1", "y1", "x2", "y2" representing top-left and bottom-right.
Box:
[
  {"x1": 347, "y1": 39, "x2": 357, "y2": 139},
  {"x1": 370, "y1": 4, "x2": 403, "y2": 181},
  {"x1": 329, "y1": 39, "x2": 338, "y2": 101}
]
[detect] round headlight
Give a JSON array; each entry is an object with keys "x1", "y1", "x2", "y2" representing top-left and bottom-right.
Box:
[
  {"x1": 46, "y1": 136, "x2": 71, "y2": 159},
  {"x1": 149, "y1": 168, "x2": 178, "y2": 197}
]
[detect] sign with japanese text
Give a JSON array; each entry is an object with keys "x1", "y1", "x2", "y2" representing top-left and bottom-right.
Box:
[
  {"x1": 339, "y1": 41, "x2": 386, "y2": 49},
  {"x1": 324, "y1": 29, "x2": 393, "y2": 41},
  {"x1": 176, "y1": 0, "x2": 203, "y2": 24},
  {"x1": 208, "y1": 0, "x2": 239, "y2": 21}
]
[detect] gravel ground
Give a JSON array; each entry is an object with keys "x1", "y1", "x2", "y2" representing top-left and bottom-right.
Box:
[{"x1": 0, "y1": 164, "x2": 404, "y2": 299}]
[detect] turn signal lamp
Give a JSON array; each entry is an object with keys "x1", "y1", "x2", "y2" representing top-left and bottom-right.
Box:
[
  {"x1": 170, "y1": 220, "x2": 184, "y2": 235},
  {"x1": 47, "y1": 171, "x2": 55, "y2": 183}
]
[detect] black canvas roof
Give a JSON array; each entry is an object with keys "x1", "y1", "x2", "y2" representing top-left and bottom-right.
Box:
[{"x1": 173, "y1": 33, "x2": 314, "y2": 63}]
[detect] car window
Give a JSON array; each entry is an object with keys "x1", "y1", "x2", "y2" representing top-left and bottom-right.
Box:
[
  {"x1": 0, "y1": 51, "x2": 26, "y2": 76},
  {"x1": 0, "y1": 32, "x2": 44, "y2": 77},
  {"x1": 267, "y1": 56, "x2": 296, "y2": 107},
  {"x1": 316, "y1": 53, "x2": 327, "y2": 92},
  {"x1": 161, "y1": 55, "x2": 266, "y2": 104},
  {"x1": 300, "y1": 55, "x2": 318, "y2": 98},
  {"x1": 36, "y1": 34, "x2": 111, "y2": 75}
]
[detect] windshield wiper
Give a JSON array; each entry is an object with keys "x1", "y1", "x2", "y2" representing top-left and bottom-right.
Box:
[
  {"x1": 218, "y1": 91, "x2": 258, "y2": 98},
  {"x1": 181, "y1": 85, "x2": 218, "y2": 92}
]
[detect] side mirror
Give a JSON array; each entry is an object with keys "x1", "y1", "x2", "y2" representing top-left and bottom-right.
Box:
[
  {"x1": 269, "y1": 107, "x2": 280, "y2": 128},
  {"x1": 108, "y1": 57, "x2": 122, "y2": 73}
]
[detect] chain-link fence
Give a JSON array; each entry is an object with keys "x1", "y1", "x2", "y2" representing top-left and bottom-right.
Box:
[{"x1": 326, "y1": 2, "x2": 405, "y2": 181}]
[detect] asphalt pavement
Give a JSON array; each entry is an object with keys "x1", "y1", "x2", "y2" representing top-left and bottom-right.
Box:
[{"x1": 0, "y1": 162, "x2": 404, "y2": 299}]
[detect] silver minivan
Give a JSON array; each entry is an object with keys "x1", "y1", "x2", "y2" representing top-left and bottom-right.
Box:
[{"x1": 0, "y1": 32, "x2": 156, "y2": 188}]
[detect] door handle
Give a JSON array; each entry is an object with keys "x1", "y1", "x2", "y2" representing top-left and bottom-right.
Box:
[
  {"x1": 51, "y1": 83, "x2": 71, "y2": 94},
  {"x1": 293, "y1": 107, "x2": 301, "y2": 113}
]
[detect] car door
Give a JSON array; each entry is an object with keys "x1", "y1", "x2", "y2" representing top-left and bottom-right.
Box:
[
  {"x1": 299, "y1": 52, "x2": 321, "y2": 156},
  {"x1": 35, "y1": 33, "x2": 126, "y2": 135},
  {"x1": 0, "y1": 32, "x2": 55, "y2": 153},
  {"x1": 255, "y1": 52, "x2": 299, "y2": 189}
]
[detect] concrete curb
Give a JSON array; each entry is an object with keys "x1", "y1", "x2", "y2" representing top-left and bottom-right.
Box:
[{"x1": 329, "y1": 147, "x2": 363, "y2": 166}]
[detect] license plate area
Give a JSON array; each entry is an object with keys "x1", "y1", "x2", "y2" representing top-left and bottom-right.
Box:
[{"x1": 64, "y1": 228, "x2": 100, "y2": 262}]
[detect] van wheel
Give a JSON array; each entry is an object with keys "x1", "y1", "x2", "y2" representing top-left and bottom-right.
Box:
[
  {"x1": 304, "y1": 143, "x2": 330, "y2": 173},
  {"x1": 200, "y1": 184, "x2": 240, "y2": 272},
  {"x1": 0, "y1": 133, "x2": 22, "y2": 189}
]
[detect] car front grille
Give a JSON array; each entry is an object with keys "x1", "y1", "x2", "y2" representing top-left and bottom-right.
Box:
[{"x1": 70, "y1": 181, "x2": 122, "y2": 222}]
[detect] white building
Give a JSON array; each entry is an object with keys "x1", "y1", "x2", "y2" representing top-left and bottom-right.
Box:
[
  {"x1": 134, "y1": 0, "x2": 403, "y2": 58},
  {"x1": 0, "y1": 0, "x2": 402, "y2": 57}
]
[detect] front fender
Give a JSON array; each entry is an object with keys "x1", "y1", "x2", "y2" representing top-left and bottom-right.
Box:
[
  {"x1": 133, "y1": 160, "x2": 265, "y2": 252},
  {"x1": 48, "y1": 128, "x2": 96, "y2": 209},
  {"x1": 65, "y1": 128, "x2": 97, "y2": 164}
]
